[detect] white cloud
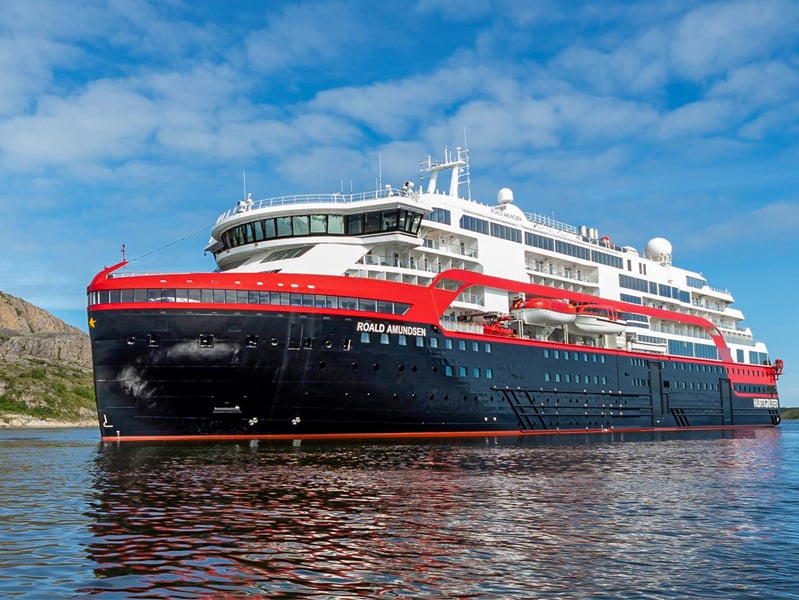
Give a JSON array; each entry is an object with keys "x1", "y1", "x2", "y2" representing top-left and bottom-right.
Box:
[
  {"x1": 657, "y1": 100, "x2": 736, "y2": 139},
  {"x1": 671, "y1": 0, "x2": 798, "y2": 80},
  {"x1": 245, "y1": 1, "x2": 366, "y2": 74},
  {"x1": 0, "y1": 80, "x2": 158, "y2": 170}
]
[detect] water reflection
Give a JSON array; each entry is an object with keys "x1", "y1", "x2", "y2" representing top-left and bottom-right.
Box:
[{"x1": 75, "y1": 428, "x2": 797, "y2": 599}]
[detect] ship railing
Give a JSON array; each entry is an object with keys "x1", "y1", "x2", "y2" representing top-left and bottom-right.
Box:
[
  {"x1": 526, "y1": 263, "x2": 599, "y2": 284},
  {"x1": 523, "y1": 212, "x2": 578, "y2": 234},
  {"x1": 216, "y1": 187, "x2": 411, "y2": 223},
  {"x1": 422, "y1": 239, "x2": 479, "y2": 258}
]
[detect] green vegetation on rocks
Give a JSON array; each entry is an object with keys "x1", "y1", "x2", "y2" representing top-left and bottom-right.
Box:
[{"x1": 0, "y1": 291, "x2": 95, "y2": 427}]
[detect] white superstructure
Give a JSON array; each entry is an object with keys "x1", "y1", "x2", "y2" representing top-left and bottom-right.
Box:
[{"x1": 205, "y1": 147, "x2": 770, "y2": 368}]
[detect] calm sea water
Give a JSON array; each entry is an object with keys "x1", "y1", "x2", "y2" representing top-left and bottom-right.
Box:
[{"x1": 1, "y1": 424, "x2": 798, "y2": 599}]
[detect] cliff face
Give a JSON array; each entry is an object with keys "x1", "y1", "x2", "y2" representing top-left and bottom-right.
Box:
[{"x1": 0, "y1": 291, "x2": 95, "y2": 427}]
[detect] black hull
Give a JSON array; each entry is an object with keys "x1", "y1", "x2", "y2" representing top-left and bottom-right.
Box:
[{"x1": 88, "y1": 308, "x2": 780, "y2": 440}]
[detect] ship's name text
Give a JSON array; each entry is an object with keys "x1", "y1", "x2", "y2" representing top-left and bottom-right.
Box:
[
  {"x1": 753, "y1": 398, "x2": 779, "y2": 408},
  {"x1": 356, "y1": 321, "x2": 427, "y2": 337}
]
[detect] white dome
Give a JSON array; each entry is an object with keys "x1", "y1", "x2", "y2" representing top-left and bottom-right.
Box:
[
  {"x1": 497, "y1": 188, "x2": 514, "y2": 204},
  {"x1": 645, "y1": 237, "x2": 672, "y2": 262}
]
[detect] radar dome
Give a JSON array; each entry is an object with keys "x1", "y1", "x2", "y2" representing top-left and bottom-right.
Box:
[
  {"x1": 645, "y1": 237, "x2": 672, "y2": 264},
  {"x1": 497, "y1": 188, "x2": 514, "y2": 204}
]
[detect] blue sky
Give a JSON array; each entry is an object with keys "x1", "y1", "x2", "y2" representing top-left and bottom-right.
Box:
[{"x1": 1, "y1": 0, "x2": 797, "y2": 401}]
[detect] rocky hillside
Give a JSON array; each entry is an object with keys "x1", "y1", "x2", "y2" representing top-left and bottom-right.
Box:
[{"x1": 0, "y1": 291, "x2": 96, "y2": 427}]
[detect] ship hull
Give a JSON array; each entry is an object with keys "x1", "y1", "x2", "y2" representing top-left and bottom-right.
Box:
[{"x1": 89, "y1": 308, "x2": 780, "y2": 441}]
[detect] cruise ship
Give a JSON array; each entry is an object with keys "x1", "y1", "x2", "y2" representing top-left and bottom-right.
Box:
[{"x1": 87, "y1": 147, "x2": 782, "y2": 441}]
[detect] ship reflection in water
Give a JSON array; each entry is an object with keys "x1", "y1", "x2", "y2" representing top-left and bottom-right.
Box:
[{"x1": 82, "y1": 429, "x2": 794, "y2": 598}]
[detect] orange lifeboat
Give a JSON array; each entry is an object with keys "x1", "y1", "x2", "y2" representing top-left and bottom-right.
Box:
[
  {"x1": 572, "y1": 304, "x2": 626, "y2": 335},
  {"x1": 514, "y1": 298, "x2": 576, "y2": 325}
]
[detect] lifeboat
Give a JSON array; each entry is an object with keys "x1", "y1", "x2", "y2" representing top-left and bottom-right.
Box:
[
  {"x1": 483, "y1": 315, "x2": 516, "y2": 337},
  {"x1": 514, "y1": 298, "x2": 576, "y2": 325},
  {"x1": 571, "y1": 304, "x2": 626, "y2": 335}
]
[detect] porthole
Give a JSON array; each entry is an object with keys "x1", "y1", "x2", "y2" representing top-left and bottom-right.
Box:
[
  {"x1": 324, "y1": 339, "x2": 333, "y2": 349},
  {"x1": 318, "y1": 361, "x2": 326, "y2": 370},
  {"x1": 372, "y1": 363, "x2": 380, "y2": 371},
  {"x1": 398, "y1": 364, "x2": 405, "y2": 371},
  {"x1": 411, "y1": 365, "x2": 417, "y2": 372},
  {"x1": 126, "y1": 336, "x2": 136, "y2": 345},
  {"x1": 351, "y1": 361, "x2": 359, "y2": 370},
  {"x1": 431, "y1": 365, "x2": 438, "y2": 373},
  {"x1": 270, "y1": 337, "x2": 279, "y2": 346}
]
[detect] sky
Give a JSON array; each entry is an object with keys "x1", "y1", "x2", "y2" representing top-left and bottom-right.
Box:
[{"x1": 1, "y1": 0, "x2": 797, "y2": 402}]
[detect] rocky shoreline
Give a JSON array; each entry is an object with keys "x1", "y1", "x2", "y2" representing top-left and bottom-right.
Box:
[{"x1": 0, "y1": 413, "x2": 97, "y2": 429}]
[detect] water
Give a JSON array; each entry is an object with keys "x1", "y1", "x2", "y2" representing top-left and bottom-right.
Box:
[{"x1": 1, "y1": 425, "x2": 798, "y2": 599}]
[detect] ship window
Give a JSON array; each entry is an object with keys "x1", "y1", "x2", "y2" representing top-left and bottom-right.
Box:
[
  {"x1": 382, "y1": 210, "x2": 399, "y2": 231},
  {"x1": 545, "y1": 372, "x2": 551, "y2": 382},
  {"x1": 310, "y1": 214, "x2": 327, "y2": 234},
  {"x1": 429, "y1": 337, "x2": 438, "y2": 349},
  {"x1": 377, "y1": 300, "x2": 392, "y2": 313},
  {"x1": 314, "y1": 295, "x2": 327, "y2": 308},
  {"x1": 347, "y1": 214, "x2": 363, "y2": 235},
  {"x1": 328, "y1": 215, "x2": 345, "y2": 234},
  {"x1": 484, "y1": 343, "x2": 491, "y2": 353},
  {"x1": 473, "y1": 368, "x2": 480, "y2": 378},
  {"x1": 458, "y1": 340, "x2": 466, "y2": 351},
  {"x1": 358, "y1": 298, "x2": 377, "y2": 312},
  {"x1": 121, "y1": 289, "x2": 134, "y2": 303},
  {"x1": 553, "y1": 350, "x2": 559, "y2": 359},
  {"x1": 246, "y1": 335, "x2": 258, "y2": 348},
  {"x1": 325, "y1": 296, "x2": 339, "y2": 309},
  {"x1": 554, "y1": 373, "x2": 561, "y2": 383},
  {"x1": 458, "y1": 366, "x2": 467, "y2": 377},
  {"x1": 602, "y1": 376, "x2": 607, "y2": 384},
  {"x1": 564, "y1": 352, "x2": 569, "y2": 361},
  {"x1": 565, "y1": 374, "x2": 571, "y2": 383},
  {"x1": 380, "y1": 333, "x2": 389, "y2": 344},
  {"x1": 293, "y1": 215, "x2": 310, "y2": 236},
  {"x1": 393, "y1": 302, "x2": 411, "y2": 315},
  {"x1": 472, "y1": 342, "x2": 479, "y2": 352},
  {"x1": 248, "y1": 291, "x2": 259, "y2": 304},
  {"x1": 213, "y1": 289, "x2": 225, "y2": 303},
  {"x1": 364, "y1": 211, "x2": 381, "y2": 234},
  {"x1": 108, "y1": 289, "x2": 121, "y2": 303},
  {"x1": 398, "y1": 334, "x2": 407, "y2": 346},
  {"x1": 224, "y1": 290, "x2": 236, "y2": 303},
  {"x1": 290, "y1": 293, "x2": 302, "y2": 306},
  {"x1": 593, "y1": 376, "x2": 599, "y2": 384},
  {"x1": 276, "y1": 216, "x2": 292, "y2": 237},
  {"x1": 199, "y1": 334, "x2": 214, "y2": 348},
  {"x1": 544, "y1": 349, "x2": 550, "y2": 358},
  {"x1": 147, "y1": 333, "x2": 160, "y2": 347},
  {"x1": 264, "y1": 219, "x2": 276, "y2": 238},
  {"x1": 486, "y1": 368, "x2": 493, "y2": 379},
  {"x1": 360, "y1": 332, "x2": 370, "y2": 343},
  {"x1": 445, "y1": 339, "x2": 453, "y2": 350},
  {"x1": 416, "y1": 337, "x2": 424, "y2": 347},
  {"x1": 302, "y1": 294, "x2": 314, "y2": 307},
  {"x1": 237, "y1": 290, "x2": 249, "y2": 304},
  {"x1": 147, "y1": 289, "x2": 160, "y2": 302},
  {"x1": 445, "y1": 365, "x2": 453, "y2": 376}
]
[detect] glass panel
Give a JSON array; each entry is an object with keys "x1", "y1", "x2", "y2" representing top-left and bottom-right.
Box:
[
  {"x1": 381, "y1": 210, "x2": 398, "y2": 231},
  {"x1": 276, "y1": 216, "x2": 292, "y2": 237},
  {"x1": 328, "y1": 215, "x2": 345, "y2": 234},
  {"x1": 346, "y1": 214, "x2": 362, "y2": 235},
  {"x1": 310, "y1": 214, "x2": 327, "y2": 234},
  {"x1": 292, "y1": 215, "x2": 309, "y2": 236},
  {"x1": 364, "y1": 211, "x2": 381, "y2": 234},
  {"x1": 201, "y1": 289, "x2": 213, "y2": 303},
  {"x1": 264, "y1": 219, "x2": 276, "y2": 238}
]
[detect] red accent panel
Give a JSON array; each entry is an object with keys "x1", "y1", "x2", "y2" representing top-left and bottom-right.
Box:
[{"x1": 101, "y1": 423, "x2": 777, "y2": 443}]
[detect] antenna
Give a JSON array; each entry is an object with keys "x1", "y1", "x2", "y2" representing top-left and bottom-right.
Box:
[
  {"x1": 378, "y1": 153, "x2": 383, "y2": 191},
  {"x1": 242, "y1": 170, "x2": 247, "y2": 200}
]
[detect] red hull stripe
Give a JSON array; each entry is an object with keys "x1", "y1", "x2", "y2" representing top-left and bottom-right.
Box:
[{"x1": 101, "y1": 423, "x2": 777, "y2": 443}]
